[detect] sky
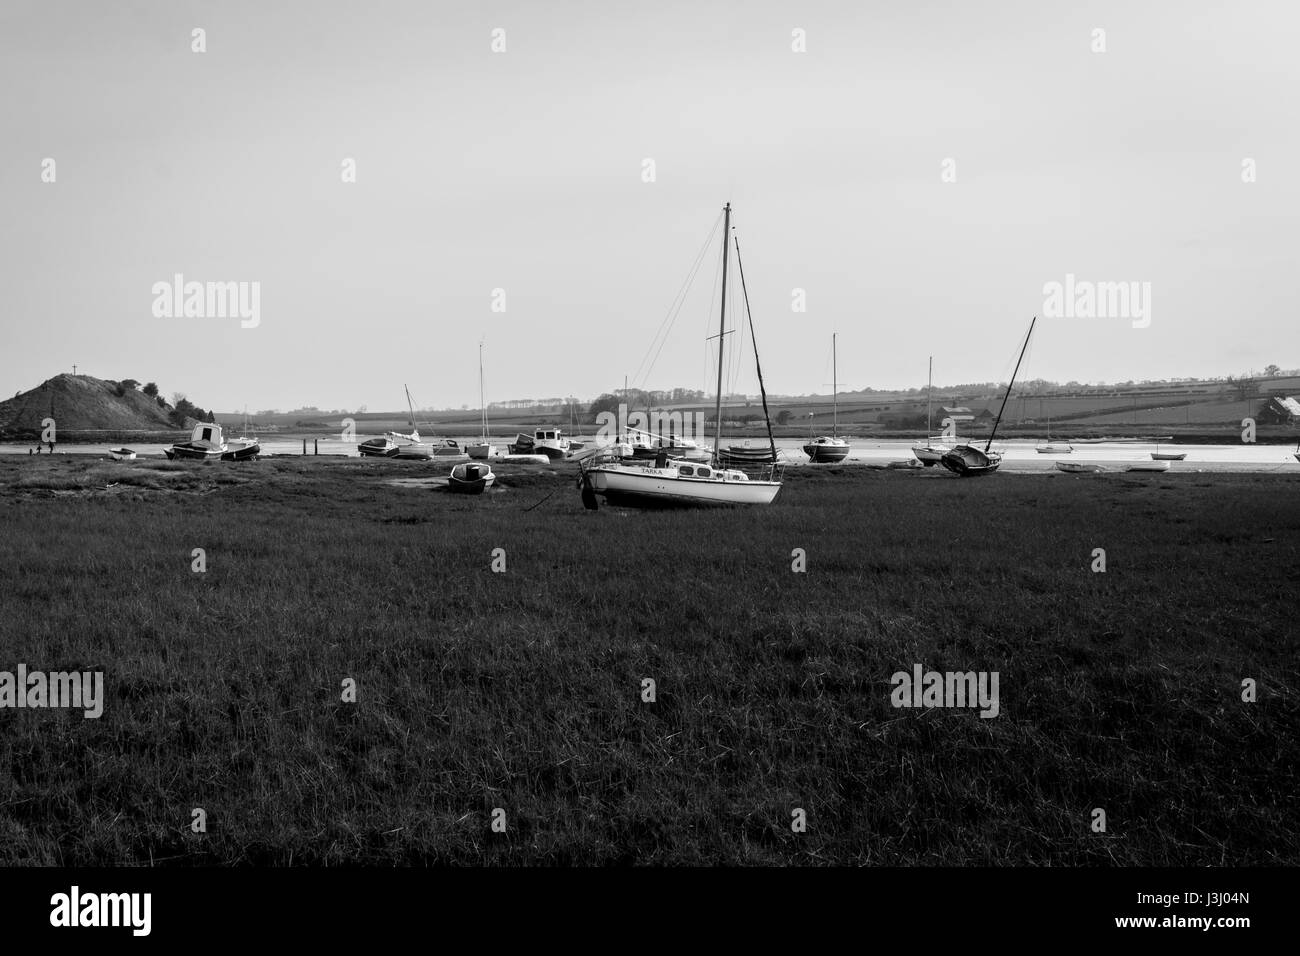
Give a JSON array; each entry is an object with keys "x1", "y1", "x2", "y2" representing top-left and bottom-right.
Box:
[{"x1": 2, "y1": 0, "x2": 1297, "y2": 412}]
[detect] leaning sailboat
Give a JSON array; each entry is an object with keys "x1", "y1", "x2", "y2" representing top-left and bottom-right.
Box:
[
  {"x1": 940, "y1": 317, "x2": 1036, "y2": 477},
  {"x1": 578, "y1": 202, "x2": 783, "y2": 508}
]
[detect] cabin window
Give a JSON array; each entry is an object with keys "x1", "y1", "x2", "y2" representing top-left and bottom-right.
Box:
[
  {"x1": 678, "y1": 465, "x2": 694, "y2": 477},
  {"x1": 200, "y1": 428, "x2": 213, "y2": 441},
  {"x1": 697, "y1": 467, "x2": 711, "y2": 478}
]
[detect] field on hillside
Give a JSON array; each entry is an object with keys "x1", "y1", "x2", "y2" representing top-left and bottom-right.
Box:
[{"x1": 0, "y1": 457, "x2": 1297, "y2": 865}]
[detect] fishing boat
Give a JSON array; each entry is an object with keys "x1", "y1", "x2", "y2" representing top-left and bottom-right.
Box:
[
  {"x1": 911, "y1": 357, "x2": 951, "y2": 465},
  {"x1": 578, "y1": 202, "x2": 783, "y2": 508},
  {"x1": 1151, "y1": 439, "x2": 1186, "y2": 461},
  {"x1": 448, "y1": 461, "x2": 495, "y2": 494},
  {"x1": 466, "y1": 342, "x2": 497, "y2": 460},
  {"x1": 510, "y1": 426, "x2": 569, "y2": 460},
  {"x1": 109, "y1": 447, "x2": 136, "y2": 461},
  {"x1": 940, "y1": 317, "x2": 1036, "y2": 477},
  {"x1": 803, "y1": 333, "x2": 850, "y2": 463},
  {"x1": 164, "y1": 422, "x2": 227, "y2": 460}
]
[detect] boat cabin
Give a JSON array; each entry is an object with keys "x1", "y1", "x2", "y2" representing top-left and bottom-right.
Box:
[
  {"x1": 535, "y1": 428, "x2": 563, "y2": 441},
  {"x1": 191, "y1": 423, "x2": 224, "y2": 446}
]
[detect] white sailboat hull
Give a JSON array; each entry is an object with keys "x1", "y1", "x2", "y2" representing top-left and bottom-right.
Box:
[{"x1": 586, "y1": 462, "x2": 781, "y2": 506}]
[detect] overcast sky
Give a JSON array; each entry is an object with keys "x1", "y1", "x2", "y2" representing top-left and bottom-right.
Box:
[{"x1": 2, "y1": 0, "x2": 1296, "y2": 411}]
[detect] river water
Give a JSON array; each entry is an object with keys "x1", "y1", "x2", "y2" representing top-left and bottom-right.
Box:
[{"x1": 4, "y1": 435, "x2": 1297, "y2": 473}]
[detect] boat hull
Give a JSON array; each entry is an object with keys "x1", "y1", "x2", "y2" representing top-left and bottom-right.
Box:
[
  {"x1": 466, "y1": 443, "x2": 496, "y2": 460},
  {"x1": 585, "y1": 463, "x2": 781, "y2": 507},
  {"x1": 1056, "y1": 461, "x2": 1105, "y2": 474},
  {"x1": 166, "y1": 443, "x2": 224, "y2": 461},
  {"x1": 1126, "y1": 461, "x2": 1171, "y2": 472},
  {"x1": 940, "y1": 445, "x2": 1002, "y2": 476},
  {"x1": 803, "y1": 440, "x2": 849, "y2": 463},
  {"x1": 448, "y1": 463, "x2": 495, "y2": 494},
  {"x1": 221, "y1": 442, "x2": 260, "y2": 462},
  {"x1": 109, "y1": 448, "x2": 136, "y2": 461},
  {"x1": 1036, "y1": 444, "x2": 1073, "y2": 454},
  {"x1": 1151, "y1": 453, "x2": 1186, "y2": 461}
]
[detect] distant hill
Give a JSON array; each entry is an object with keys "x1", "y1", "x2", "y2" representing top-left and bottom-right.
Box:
[{"x1": 0, "y1": 374, "x2": 205, "y2": 438}]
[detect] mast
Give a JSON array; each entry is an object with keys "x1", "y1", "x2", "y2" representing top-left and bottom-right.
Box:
[
  {"x1": 832, "y1": 333, "x2": 838, "y2": 438},
  {"x1": 926, "y1": 356, "x2": 933, "y2": 436},
  {"x1": 733, "y1": 231, "x2": 777, "y2": 464},
  {"x1": 986, "y1": 316, "x2": 1036, "y2": 453},
  {"x1": 478, "y1": 342, "x2": 488, "y2": 443},
  {"x1": 713, "y1": 202, "x2": 731, "y2": 463},
  {"x1": 405, "y1": 384, "x2": 418, "y2": 440}
]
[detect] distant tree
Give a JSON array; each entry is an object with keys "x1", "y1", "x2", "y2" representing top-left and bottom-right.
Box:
[
  {"x1": 775, "y1": 409, "x2": 792, "y2": 425},
  {"x1": 587, "y1": 392, "x2": 621, "y2": 423},
  {"x1": 1265, "y1": 364, "x2": 1280, "y2": 377},
  {"x1": 120, "y1": 379, "x2": 140, "y2": 391},
  {"x1": 143, "y1": 382, "x2": 159, "y2": 397}
]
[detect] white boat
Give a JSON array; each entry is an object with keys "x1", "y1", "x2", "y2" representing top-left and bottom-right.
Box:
[
  {"x1": 448, "y1": 461, "x2": 495, "y2": 494},
  {"x1": 803, "y1": 334, "x2": 850, "y2": 463},
  {"x1": 1056, "y1": 460, "x2": 1105, "y2": 474},
  {"x1": 579, "y1": 202, "x2": 783, "y2": 508},
  {"x1": 1151, "y1": 440, "x2": 1185, "y2": 461},
  {"x1": 385, "y1": 385, "x2": 463, "y2": 460},
  {"x1": 466, "y1": 342, "x2": 497, "y2": 460},
  {"x1": 529, "y1": 427, "x2": 570, "y2": 460},
  {"x1": 1035, "y1": 409, "x2": 1072, "y2": 454},
  {"x1": 164, "y1": 422, "x2": 227, "y2": 460},
  {"x1": 109, "y1": 447, "x2": 136, "y2": 461},
  {"x1": 940, "y1": 318, "x2": 1036, "y2": 477},
  {"x1": 911, "y1": 357, "x2": 951, "y2": 465},
  {"x1": 221, "y1": 412, "x2": 260, "y2": 461}
]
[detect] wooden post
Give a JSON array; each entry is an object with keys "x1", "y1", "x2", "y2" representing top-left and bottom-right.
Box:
[
  {"x1": 314, "y1": 439, "x2": 318, "y2": 455},
  {"x1": 302, "y1": 439, "x2": 307, "y2": 455}
]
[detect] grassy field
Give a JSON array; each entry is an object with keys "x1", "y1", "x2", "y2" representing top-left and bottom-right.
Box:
[{"x1": 0, "y1": 456, "x2": 1296, "y2": 865}]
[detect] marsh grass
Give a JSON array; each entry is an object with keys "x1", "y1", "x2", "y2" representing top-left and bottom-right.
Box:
[{"x1": 0, "y1": 457, "x2": 1296, "y2": 864}]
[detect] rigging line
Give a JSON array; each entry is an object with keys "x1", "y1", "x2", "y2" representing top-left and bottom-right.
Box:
[
  {"x1": 630, "y1": 211, "x2": 724, "y2": 391},
  {"x1": 733, "y1": 233, "x2": 778, "y2": 462}
]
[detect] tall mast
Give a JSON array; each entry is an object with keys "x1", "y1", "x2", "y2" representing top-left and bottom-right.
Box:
[
  {"x1": 713, "y1": 202, "x2": 731, "y2": 463},
  {"x1": 832, "y1": 333, "x2": 838, "y2": 438},
  {"x1": 405, "y1": 384, "x2": 418, "y2": 438},
  {"x1": 478, "y1": 341, "x2": 488, "y2": 443},
  {"x1": 986, "y1": 317, "x2": 1036, "y2": 453},
  {"x1": 926, "y1": 356, "x2": 933, "y2": 435}
]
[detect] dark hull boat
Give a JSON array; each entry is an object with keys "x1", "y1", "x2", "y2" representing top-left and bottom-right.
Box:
[
  {"x1": 803, "y1": 438, "x2": 849, "y2": 462},
  {"x1": 164, "y1": 423, "x2": 226, "y2": 460},
  {"x1": 940, "y1": 444, "x2": 1003, "y2": 476},
  {"x1": 358, "y1": 438, "x2": 399, "y2": 457},
  {"x1": 448, "y1": 462, "x2": 495, "y2": 494},
  {"x1": 942, "y1": 316, "x2": 1036, "y2": 478},
  {"x1": 221, "y1": 440, "x2": 260, "y2": 461},
  {"x1": 717, "y1": 445, "x2": 779, "y2": 467}
]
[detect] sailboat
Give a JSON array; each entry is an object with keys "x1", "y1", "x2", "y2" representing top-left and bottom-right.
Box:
[
  {"x1": 578, "y1": 202, "x2": 783, "y2": 507},
  {"x1": 466, "y1": 342, "x2": 496, "y2": 460},
  {"x1": 803, "y1": 333, "x2": 850, "y2": 463},
  {"x1": 1036, "y1": 408, "x2": 1073, "y2": 455},
  {"x1": 1151, "y1": 438, "x2": 1186, "y2": 461},
  {"x1": 911, "y1": 356, "x2": 951, "y2": 466},
  {"x1": 221, "y1": 409, "x2": 261, "y2": 461},
  {"x1": 940, "y1": 317, "x2": 1036, "y2": 476}
]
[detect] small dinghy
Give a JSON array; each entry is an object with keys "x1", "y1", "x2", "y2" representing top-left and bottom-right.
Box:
[
  {"x1": 1151, "y1": 440, "x2": 1185, "y2": 461},
  {"x1": 1126, "y1": 460, "x2": 1171, "y2": 473},
  {"x1": 109, "y1": 447, "x2": 136, "y2": 461},
  {"x1": 448, "y1": 461, "x2": 495, "y2": 495},
  {"x1": 1056, "y1": 460, "x2": 1105, "y2": 474}
]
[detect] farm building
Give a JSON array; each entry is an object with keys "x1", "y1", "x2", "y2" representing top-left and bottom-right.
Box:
[{"x1": 940, "y1": 406, "x2": 975, "y2": 424}]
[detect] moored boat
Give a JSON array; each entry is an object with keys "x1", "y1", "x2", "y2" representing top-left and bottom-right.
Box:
[
  {"x1": 358, "y1": 437, "x2": 399, "y2": 457},
  {"x1": 579, "y1": 202, "x2": 783, "y2": 508},
  {"x1": 1151, "y1": 440, "x2": 1185, "y2": 461},
  {"x1": 1056, "y1": 460, "x2": 1105, "y2": 474},
  {"x1": 109, "y1": 447, "x2": 136, "y2": 461},
  {"x1": 1126, "y1": 460, "x2": 1171, "y2": 473},
  {"x1": 164, "y1": 422, "x2": 227, "y2": 461},
  {"x1": 940, "y1": 317, "x2": 1036, "y2": 478},
  {"x1": 466, "y1": 342, "x2": 497, "y2": 459},
  {"x1": 448, "y1": 461, "x2": 495, "y2": 494},
  {"x1": 803, "y1": 333, "x2": 850, "y2": 463},
  {"x1": 911, "y1": 357, "x2": 951, "y2": 465}
]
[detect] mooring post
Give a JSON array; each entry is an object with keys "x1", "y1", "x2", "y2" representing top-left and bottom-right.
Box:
[
  {"x1": 302, "y1": 439, "x2": 306, "y2": 455},
  {"x1": 314, "y1": 439, "x2": 318, "y2": 455}
]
